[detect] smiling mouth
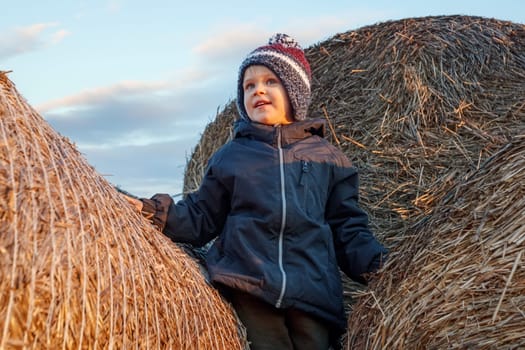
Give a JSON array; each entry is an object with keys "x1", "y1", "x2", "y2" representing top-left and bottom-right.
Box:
[{"x1": 254, "y1": 101, "x2": 270, "y2": 108}]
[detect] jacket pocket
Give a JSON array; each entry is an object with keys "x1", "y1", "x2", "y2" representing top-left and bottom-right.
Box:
[
  {"x1": 298, "y1": 160, "x2": 311, "y2": 212},
  {"x1": 292, "y1": 153, "x2": 329, "y2": 220}
]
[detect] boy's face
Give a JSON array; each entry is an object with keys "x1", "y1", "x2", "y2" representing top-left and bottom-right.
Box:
[{"x1": 243, "y1": 65, "x2": 293, "y2": 125}]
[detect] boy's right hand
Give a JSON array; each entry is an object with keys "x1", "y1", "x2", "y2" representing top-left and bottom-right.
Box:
[{"x1": 123, "y1": 194, "x2": 144, "y2": 212}]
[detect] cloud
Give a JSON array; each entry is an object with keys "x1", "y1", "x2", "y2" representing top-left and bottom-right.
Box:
[
  {"x1": 0, "y1": 23, "x2": 69, "y2": 61},
  {"x1": 37, "y1": 80, "x2": 173, "y2": 113},
  {"x1": 85, "y1": 138, "x2": 194, "y2": 198},
  {"x1": 36, "y1": 67, "x2": 214, "y2": 113},
  {"x1": 193, "y1": 26, "x2": 268, "y2": 62},
  {"x1": 191, "y1": 11, "x2": 392, "y2": 66},
  {"x1": 50, "y1": 29, "x2": 71, "y2": 45},
  {"x1": 44, "y1": 81, "x2": 223, "y2": 148},
  {"x1": 39, "y1": 68, "x2": 232, "y2": 197}
]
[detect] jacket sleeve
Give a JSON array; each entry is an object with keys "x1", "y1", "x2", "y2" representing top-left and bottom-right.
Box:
[
  {"x1": 326, "y1": 163, "x2": 388, "y2": 284},
  {"x1": 141, "y1": 162, "x2": 231, "y2": 247}
]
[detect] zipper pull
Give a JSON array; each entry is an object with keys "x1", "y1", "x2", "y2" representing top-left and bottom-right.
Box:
[{"x1": 299, "y1": 160, "x2": 310, "y2": 186}]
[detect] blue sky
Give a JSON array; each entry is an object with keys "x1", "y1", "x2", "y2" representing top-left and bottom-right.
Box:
[{"x1": 2, "y1": 0, "x2": 524, "y2": 197}]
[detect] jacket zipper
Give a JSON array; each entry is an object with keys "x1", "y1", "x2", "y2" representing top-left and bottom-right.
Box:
[
  {"x1": 298, "y1": 160, "x2": 310, "y2": 186},
  {"x1": 275, "y1": 126, "x2": 287, "y2": 308}
]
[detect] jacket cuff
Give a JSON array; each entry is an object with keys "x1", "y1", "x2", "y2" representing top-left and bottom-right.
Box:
[
  {"x1": 140, "y1": 193, "x2": 173, "y2": 232},
  {"x1": 360, "y1": 252, "x2": 388, "y2": 284},
  {"x1": 369, "y1": 251, "x2": 388, "y2": 272}
]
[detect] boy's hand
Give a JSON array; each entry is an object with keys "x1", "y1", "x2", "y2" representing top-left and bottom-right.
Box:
[{"x1": 123, "y1": 194, "x2": 144, "y2": 212}]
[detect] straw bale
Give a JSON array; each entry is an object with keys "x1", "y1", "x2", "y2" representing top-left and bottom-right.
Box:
[
  {"x1": 346, "y1": 136, "x2": 525, "y2": 349},
  {"x1": 183, "y1": 103, "x2": 236, "y2": 193},
  {"x1": 307, "y1": 14, "x2": 525, "y2": 242},
  {"x1": 0, "y1": 72, "x2": 247, "y2": 349}
]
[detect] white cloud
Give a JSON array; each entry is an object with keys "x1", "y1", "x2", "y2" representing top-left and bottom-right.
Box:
[
  {"x1": 50, "y1": 29, "x2": 71, "y2": 45},
  {"x1": 192, "y1": 11, "x2": 392, "y2": 64},
  {"x1": 0, "y1": 23, "x2": 69, "y2": 60},
  {"x1": 41, "y1": 68, "x2": 227, "y2": 150},
  {"x1": 193, "y1": 26, "x2": 268, "y2": 61},
  {"x1": 18, "y1": 22, "x2": 60, "y2": 37},
  {"x1": 36, "y1": 66, "x2": 214, "y2": 114},
  {"x1": 37, "y1": 80, "x2": 172, "y2": 113}
]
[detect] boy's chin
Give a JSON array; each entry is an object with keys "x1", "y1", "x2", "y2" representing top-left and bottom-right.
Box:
[
  {"x1": 248, "y1": 115, "x2": 272, "y2": 125},
  {"x1": 248, "y1": 114, "x2": 290, "y2": 126}
]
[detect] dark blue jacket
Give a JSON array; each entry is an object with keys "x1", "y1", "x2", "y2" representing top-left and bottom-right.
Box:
[{"x1": 143, "y1": 118, "x2": 387, "y2": 335}]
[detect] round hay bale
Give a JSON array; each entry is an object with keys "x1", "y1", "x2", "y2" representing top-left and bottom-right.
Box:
[
  {"x1": 346, "y1": 136, "x2": 525, "y2": 349},
  {"x1": 0, "y1": 72, "x2": 247, "y2": 349},
  {"x1": 307, "y1": 14, "x2": 525, "y2": 242},
  {"x1": 183, "y1": 103, "x2": 237, "y2": 193}
]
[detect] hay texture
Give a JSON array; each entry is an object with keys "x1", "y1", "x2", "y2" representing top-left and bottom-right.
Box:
[
  {"x1": 307, "y1": 14, "x2": 525, "y2": 243},
  {"x1": 184, "y1": 104, "x2": 236, "y2": 193},
  {"x1": 346, "y1": 136, "x2": 525, "y2": 349},
  {"x1": 0, "y1": 72, "x2": 247, "y2": 349}
]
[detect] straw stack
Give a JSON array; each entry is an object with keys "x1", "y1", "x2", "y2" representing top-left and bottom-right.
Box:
[
  {"x1": 184, "y1": 103, "x2": 236, "y2": 193},
  {"x1": 306, "y1": 14, "x2": 525, "y2": 243},
  {"x1": 346, "y1": 136, "x2": 525, "y2": 349},
  {"x1": 0, "y1": 72, "x2": 247, "y2": 349}
]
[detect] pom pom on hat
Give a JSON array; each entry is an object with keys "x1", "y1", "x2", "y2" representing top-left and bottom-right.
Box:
[{"x1": 236, "y1": 33, "x2": 312, "y2": 121}]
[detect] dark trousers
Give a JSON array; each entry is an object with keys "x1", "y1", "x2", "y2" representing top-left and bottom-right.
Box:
[{"x1": 228, "y1": 289, "x2": 331, "y2": 350}]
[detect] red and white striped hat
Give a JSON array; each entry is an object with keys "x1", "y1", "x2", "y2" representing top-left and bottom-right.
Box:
[{"x1": 237, "y1": 33, "x2": 312, "y2": 121}]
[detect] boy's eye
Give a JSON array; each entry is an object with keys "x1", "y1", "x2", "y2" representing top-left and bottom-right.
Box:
[
  {"x1": 267, "y1": 78, "x2": 278, "y2": 85},
  {"x1": 244, "y1": 83, "x2": 254, "y2": 90}
]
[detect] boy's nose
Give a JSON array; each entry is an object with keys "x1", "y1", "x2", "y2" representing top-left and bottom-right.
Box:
[{"x1": 253, "y1": 84, "x2": 265, "y2": 95}]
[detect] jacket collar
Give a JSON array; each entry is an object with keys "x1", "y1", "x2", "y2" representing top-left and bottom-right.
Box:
[{"x1": 233, "y1": 119, "x2": 326, "y2": 147}]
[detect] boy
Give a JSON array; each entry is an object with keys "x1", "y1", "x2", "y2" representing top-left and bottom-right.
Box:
[{"x1": 127, "y1": 33, "x2": 387, "y2": 350}]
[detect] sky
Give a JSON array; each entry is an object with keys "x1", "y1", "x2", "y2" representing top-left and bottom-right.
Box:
[{"x1": 2, "y1": 0, "x2": 524, "y2": 198}]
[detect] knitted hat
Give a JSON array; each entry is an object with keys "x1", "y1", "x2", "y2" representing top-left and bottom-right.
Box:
[{"x1": 236, "y1": 33, "x2": 312, "y2": 121}]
